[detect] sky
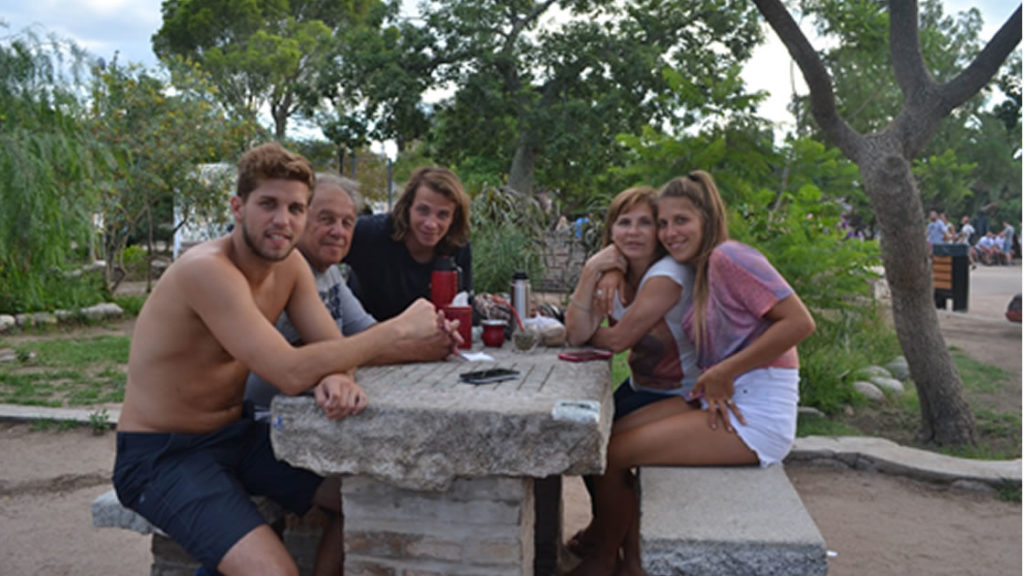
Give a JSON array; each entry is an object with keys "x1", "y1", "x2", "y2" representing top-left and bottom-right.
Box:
[{"x1": 0, "y1": 0, "x2": 1018, "y2": 137}]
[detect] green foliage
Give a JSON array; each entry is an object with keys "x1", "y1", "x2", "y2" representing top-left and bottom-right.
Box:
[
  {"x1": 795, "y1": 0, "x2": 1020, "y2": 231},
  {"x1": 30, "y1": 419, "x2": 81, "y2": 432},
  {"x1": 154, "y1": 0, "x2": 376, "y2": 138},
  {"x1": 112, "y1": 294, "x2": 147, "y2": 317},
  {"x1": 88, "y1": 56, "x2": 258, "y2": 292},
  {"x1": 798, "y1": 307, "x2": 902, "y2": 415},
  {"x1": 88, "y1": 408, "x2": 110, "y2": 435},
  {"x1": 796, "y1": 414, "x2": 862, "y2": 438},
  {"x1": 469, "y1": 186, "x2": 548, "y2": 294},
  {"x1": 121, "y1": 245, "x2": 148, "y2": 280},
  {"x1": 358, "y1": 0, "x2": 764, "y2": 205},
  {"x1": 0, "y1": 28, "x2": 108, "y2": 313}
]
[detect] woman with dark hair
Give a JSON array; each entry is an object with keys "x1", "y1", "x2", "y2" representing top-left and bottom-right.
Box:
[
  {"x1": 345, "y1": 166, "x2": 473, "y2": 320},
  {"x1": 569, "y1": 171, "x2": 815, "y2": 576}
]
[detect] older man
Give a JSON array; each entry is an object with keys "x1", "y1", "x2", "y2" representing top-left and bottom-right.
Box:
[{"x1": 245, "y1": 173, "x2": 460, "y2": 418}]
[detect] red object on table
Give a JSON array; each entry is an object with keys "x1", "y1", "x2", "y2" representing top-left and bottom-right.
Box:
[
  {"x1": 482, "y1": 320, "x2": 507, "y2": 347},
  {"x1": 443, "y1": 305, "x2": 473, "y2": 349}
]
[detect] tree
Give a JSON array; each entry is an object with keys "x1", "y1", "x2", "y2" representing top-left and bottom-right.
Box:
[
  {"x1": 788, "y1": 1, "x2": 1021, "y2": 232},
  {"x1": 0, "y1": 27, "x2": 107, "y2": 312},
  {"x1": 344, "y1": 0, "x2": 763, "y2": 207},
  {"x1": 753, "y1": 0, "x2": 1022, "y2": 445},
  {"x1": 88, "y1": 57, "x2": 258, "y2": 291},
  {"x1": 152, "y1": 0, "x2": 376, "y2": 139}
]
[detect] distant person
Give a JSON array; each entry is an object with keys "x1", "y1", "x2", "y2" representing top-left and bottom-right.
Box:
[
  {"x1": 245, "y1": 173, "x2": 460, "y2": 418},
  {"x1": 345, "y1": 166, "x2": 473, "y2": 321},
  {"x1": 956, "y1": 215, "x2": 977, "y2": 268},
  {"x1": 977, "y1": 231, "x2": 1006, "y2": 265},
  {"x1": 939, "y1": 211, "x2": 955, "y2": 242},
  {"x1": 957, "y1": 215, "x2": 975, "y2": 246},
  {"x1": 925, "y1": 209, "x2": 947, "y2": 248},
  {"x1": 113, "y1": 143, "x2": 440, "y2": 576},
  {"x1": 1002, "y1": 221, "x2": 1015, "y2": 260}
]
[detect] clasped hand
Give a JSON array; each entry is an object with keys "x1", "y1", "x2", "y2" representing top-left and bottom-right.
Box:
[
  {"x1": 587, "y1": 245, "x2": 628, "y2": 315},
  {"x1": 315, "y1": 373, "x2": 367, "y2": 420}
]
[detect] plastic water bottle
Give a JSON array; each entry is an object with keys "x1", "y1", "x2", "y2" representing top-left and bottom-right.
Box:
[{"x1": 511, "y1": 270, "x2": 531, "y2": 321}]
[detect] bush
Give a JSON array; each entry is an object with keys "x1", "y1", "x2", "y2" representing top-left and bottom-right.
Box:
[
  {"x1": 121, "y1": 245, "x2": 148, "y2": 280},
  {"x1": 798, "y1": 306, "x2": 902, "y2": 415},
  {"x1": 472, "y1": 224, "x2": 545, "y2": 295},
  {"x1": 0, "y1": 266, "x2": 108, "y2": 315},
  {"x1": 470, "y1": 186, "x2": 549, "y2": 295}
]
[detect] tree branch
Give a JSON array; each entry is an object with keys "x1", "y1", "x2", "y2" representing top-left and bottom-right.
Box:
[
  {"x1": 940, "y1": 4, "x2": 1022, "y2": 112},
  {"x1": 898, "y1": 4, "x2": 1022, "y2": 156},
  {"x1": 889, "y1": 0, "x2": 933, "y2": 104},
  {"x1": 751, "y1": 0, "x2": 862, "y2": 159}
]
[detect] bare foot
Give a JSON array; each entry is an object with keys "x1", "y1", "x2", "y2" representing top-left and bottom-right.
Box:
[
  {"x1": 564, "y1": 554, "x2": 617, "y2": 576},
  {"x1": 566, "y1": 526, "x2": 597, "y2": 558}
]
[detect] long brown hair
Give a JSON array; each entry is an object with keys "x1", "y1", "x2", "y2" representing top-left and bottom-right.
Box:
[
  {"x1": 390, "y1": 166, "x2": 471, "y2": 254},
  {"x1": 658, "y1": 171, "x2": 729, "y2": 349}
]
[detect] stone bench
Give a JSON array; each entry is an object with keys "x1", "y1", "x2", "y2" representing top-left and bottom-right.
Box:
[
  {"x1": 639, "y1": 466, "x2": 828, "y2": 576},
  {"x1": 91, "y1": 489, "x2": 326, "y2": 576}
]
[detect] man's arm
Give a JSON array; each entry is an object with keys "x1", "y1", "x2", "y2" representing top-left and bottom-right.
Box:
[{"x1": 183, "y1": 252, "x2": 437, "y2": 395}]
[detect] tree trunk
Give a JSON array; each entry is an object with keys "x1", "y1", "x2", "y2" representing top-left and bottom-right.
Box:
[
  {"x1": 859, "y1": 148, "x2": 976, "y2": 446},
  {"x1": 508, "y1": 142, "x2": 535, "y2": 196}
]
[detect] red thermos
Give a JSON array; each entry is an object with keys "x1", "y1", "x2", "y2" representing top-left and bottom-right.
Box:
[{"x1": 430, "y1": 256, "x2": 459, "y2": 307}]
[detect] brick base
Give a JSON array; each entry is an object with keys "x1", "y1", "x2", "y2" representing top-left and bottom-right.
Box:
[{"x1": 343, "y1": 476, "x2": 536, "y2": 575}]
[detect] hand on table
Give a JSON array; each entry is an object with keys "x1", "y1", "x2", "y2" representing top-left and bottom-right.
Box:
[{"x1": 315, "y1": 373, "x2": 367, "y2": 420}]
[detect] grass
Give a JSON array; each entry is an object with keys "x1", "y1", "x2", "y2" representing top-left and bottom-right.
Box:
[
  {"x1": 950, "y1": 347, "x2": 1007, "y2": 393},
  {"x1": 0, "y1": 335, "x2": 129, "y2": 407}
]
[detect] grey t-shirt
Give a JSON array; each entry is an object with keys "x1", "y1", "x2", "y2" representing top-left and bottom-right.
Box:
[{"x1": 244, "y1": 264, "x2": 376, "y2": 418}]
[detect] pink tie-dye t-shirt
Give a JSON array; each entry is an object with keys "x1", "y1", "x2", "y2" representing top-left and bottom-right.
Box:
[{"x1": 682, "y1": 241, "x2": 798, "y2": 370}]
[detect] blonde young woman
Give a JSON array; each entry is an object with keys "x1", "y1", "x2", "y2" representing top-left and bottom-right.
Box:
[
  {"x1": 563, "y1": 186, "x2": 701, "y2": 571},
  {"x1": 569, "y1": 172, "x2": 815, "y2": 576}
]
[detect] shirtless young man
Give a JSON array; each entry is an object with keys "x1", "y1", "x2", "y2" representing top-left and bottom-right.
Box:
[{"x1": 113, "y1": 143, "x2": 439, "y2": 576}]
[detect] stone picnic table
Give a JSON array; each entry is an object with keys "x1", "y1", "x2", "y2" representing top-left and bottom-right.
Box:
[{"x1": 270, "y1": 342, "x2": 613, "y2": 575}]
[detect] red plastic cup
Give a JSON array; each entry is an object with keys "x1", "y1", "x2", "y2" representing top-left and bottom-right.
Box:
[{"x1": 443, "y1": 305, "x2": 473, "y2": 349}]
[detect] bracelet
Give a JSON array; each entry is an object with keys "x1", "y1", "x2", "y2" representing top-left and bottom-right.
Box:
[{"x1": 569, "y1": 297, "x2": 591, "y2": 312}]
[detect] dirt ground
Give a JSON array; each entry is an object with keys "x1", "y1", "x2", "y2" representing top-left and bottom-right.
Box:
[{"x1": 0, "y1": 267, "x2": 1020, "y2": 575}]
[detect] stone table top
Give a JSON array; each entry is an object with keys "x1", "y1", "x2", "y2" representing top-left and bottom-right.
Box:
[{"x1": 270, "y1": 344, "x2": 614, "y2": 490}]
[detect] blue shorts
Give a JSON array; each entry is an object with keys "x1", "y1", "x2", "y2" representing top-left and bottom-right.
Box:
[
  {"x1": 112, "y1": 415, "x2": 323, "y2": 572},
  {"x1": 614, "y1": 378, "x2": 679, "y2": 420}
]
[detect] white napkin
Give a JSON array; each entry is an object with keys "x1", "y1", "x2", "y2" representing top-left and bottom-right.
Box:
[{"x1": 457, "y1": 350, "x2": 495, "y2": 362}]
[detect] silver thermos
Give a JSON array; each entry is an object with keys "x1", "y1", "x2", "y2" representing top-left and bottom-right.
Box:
[{"x1": 511, "y1": 270, "x2": 531, "y2": 321}]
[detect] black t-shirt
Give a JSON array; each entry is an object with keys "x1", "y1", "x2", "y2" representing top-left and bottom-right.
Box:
[{"x1": 345, "y1": 213, "x2": 473, "y2": 321}]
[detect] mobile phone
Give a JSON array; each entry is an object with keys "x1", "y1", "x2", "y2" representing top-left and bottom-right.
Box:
[
  {"x1": 459, "y1": 368, "x2": 520, "y2": 384},
  {"x1": 558, "y1": 349, "x2": 613, "y2": 362}
]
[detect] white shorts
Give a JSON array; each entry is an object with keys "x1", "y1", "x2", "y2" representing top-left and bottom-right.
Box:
[{"x1": 701, "y1": 367, "x2": 799, "y2": 466}]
